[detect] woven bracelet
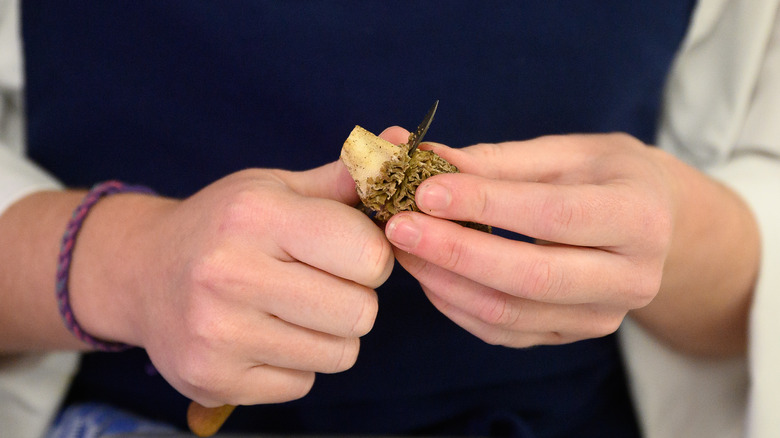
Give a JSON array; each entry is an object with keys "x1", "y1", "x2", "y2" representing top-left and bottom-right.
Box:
[{"x1": 56, "y1": 181, "x2": 156, "y2": 351}]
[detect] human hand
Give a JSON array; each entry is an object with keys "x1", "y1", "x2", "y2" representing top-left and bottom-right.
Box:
[
  {"x1": 74, "y1": 159, "x2": 393, "y2": 407},
  {"x1": 384, "y1": 132, "x2": 675, "y2": 348}
]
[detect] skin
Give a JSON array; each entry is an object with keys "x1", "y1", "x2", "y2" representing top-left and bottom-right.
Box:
[
  {"x1": 0, "y1": 127, "x2": 759, "y2": 411},
  {"x1": 381, "y1": 127, "x2": 759, "y2": 357},
  {"x1": 0, "y1": 159, "x2": 393, "y2": 407}
]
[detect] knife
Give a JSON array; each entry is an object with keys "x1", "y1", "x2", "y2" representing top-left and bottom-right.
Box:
[
  {"x1": 188, "y1": 401, "x2": 235, "y2": 437},
  {"x1": 406, "y1": 100, "x2": 439, "y2": 156}
]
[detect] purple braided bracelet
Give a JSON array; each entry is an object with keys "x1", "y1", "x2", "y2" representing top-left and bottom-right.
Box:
[{"x1": 56, "y1": 181, "x2": 155, "y2": 351}]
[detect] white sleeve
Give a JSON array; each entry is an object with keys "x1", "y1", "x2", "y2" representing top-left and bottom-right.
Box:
[
  {"x1": 0, "y1": 0, "x2": 61, "y2": 208},
  {"x1": 710, "y1": 6, "x2": 780, "y2": 435},
  {"x1": 0, "y1": 1, "x2": 79, "y2": 438},
  {"x1": 0, "y1": 144, "x2": 62, "y2": 212},
  {"x1": 620, "y1": 0, "x2": 780, "y2": 437}
]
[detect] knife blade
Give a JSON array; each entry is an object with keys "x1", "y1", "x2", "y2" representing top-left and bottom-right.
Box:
[{"x1": 406, "y1": 100, "x2": 439, "y2": 156}]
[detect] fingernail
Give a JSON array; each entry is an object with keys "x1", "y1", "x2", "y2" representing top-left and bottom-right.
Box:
[
  {"x1": 385, "y1": 216, "x2": 421, "y2": 251},
  {"x1": 417, "y1": 183, "x2": 451, "y2": 212}
]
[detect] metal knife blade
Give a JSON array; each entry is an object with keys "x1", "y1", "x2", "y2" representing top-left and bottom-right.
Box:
[{"x1": 407, "y1": 100, "x2": 439, "y2": 156}]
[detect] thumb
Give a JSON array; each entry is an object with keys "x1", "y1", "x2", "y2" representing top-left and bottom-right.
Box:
[
  {"x1": 274, "y1": 160, "x2": 360, "y2": 204},
  {"x1": 276, "y1": 126, "x2": 411, "y2": 203},
  {"x1": 377, "y1": 125, "x2": 410, "y2": 145}
]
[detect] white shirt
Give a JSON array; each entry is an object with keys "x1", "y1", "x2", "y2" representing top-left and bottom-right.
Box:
[
  {"x1": 623, "y1": 1, "x2": 780, "y2": 437},
  {"x1": 0, "y1": 2, "x2": 78, "y2": 438},
  {"x1": 2, "y1": 0, "x2": 779, "y2": 437}
]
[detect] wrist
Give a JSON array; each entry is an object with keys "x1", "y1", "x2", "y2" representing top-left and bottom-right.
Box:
[
  {"x1": 633, "y1": 150, "x2": 758, "y2": 356},
  {"x1": 66, "y1": 185, "x2": 174, "y2": 350}
]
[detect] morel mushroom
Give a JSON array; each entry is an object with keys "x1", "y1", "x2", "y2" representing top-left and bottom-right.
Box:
[{"x1": 340, "y1": 125, "x2": 490, "y2": 232}]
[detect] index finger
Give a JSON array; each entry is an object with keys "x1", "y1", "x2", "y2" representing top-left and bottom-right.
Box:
[
  {"x1": 271, "y1": 195, "x2": 395, "y2": 289},
  {"x1": 415, "y1": 172, "x2": 661, "y2": 248},
  {"x1": 424, "y1": 133, "x2": 646, "y2": 184}
]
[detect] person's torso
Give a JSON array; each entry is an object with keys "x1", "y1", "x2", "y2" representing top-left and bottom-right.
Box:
[{"x1": 22, "y1": 2, "x2": 695, "y2": 436}]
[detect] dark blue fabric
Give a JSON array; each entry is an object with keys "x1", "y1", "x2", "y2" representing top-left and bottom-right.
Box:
[{"x1": 23, "y1": 1, "x2": 695, "y2": 436}]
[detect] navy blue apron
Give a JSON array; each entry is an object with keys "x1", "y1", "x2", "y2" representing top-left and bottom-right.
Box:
[{"x1": 22, "y1": 2, "x2": 695, "y2": 436}]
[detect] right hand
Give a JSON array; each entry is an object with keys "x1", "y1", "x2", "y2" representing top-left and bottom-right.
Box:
[{"x1": 77, "y1": 159, "x2": 393, "y2": 407}]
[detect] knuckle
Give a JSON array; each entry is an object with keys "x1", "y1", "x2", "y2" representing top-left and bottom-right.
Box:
[
  {"x1": 327, "y1": 338, "x2": 361, "y2": 374},
  {"x1": 647, "y1": 206, "x2": 674, "y2": 254},
  {"x1": 610, "y1": 132, "x2": 646, "y2": 150},
  {"x1": 519, "y1": 258, "x2": 561, "y2": 301},
  {"x1": 463, "y1": 142, "x2": 505, "y2": 177},
  {"x1": 177, "y1": 355, "x2": 225, "y2": 398},
  {"x1": 479, "y1": 329, "x2": 540, "y2": 349},
  {"x1": 216, "y1": 188, "x2": 264, "y2": 233},
  {"x1": 477, "y1": 294, "x2": 521, "y2": 329},
  {"x1": 284, "y1": 372, "x2": 316, "y2": 401},
  {"x1": 543, "y1": 331, "x2": 571, "y2": 346},
  {"x1": 180, "y1": 273, "x2": 235, "y2": 351},
  {"x1": 350, "y1": 291, "x2": 379, "y2": 337},
  {"x1": 241, "y1": 369, "x2": 316, "y2": 405},
  {"x1": 625, "y1": 207, "x2": 670, "y2": 309},
  {"x1": 584, "y1": 311, "x2": 626, "y2": 338},
  {"x1": 605, "y1": 131, "x2": 634, "y2": 144},
  {"x1": 189, "y1": 249, "x2": 227, "y2": 292},
  {"x1": 182, "y1": 306, "x2": 232, "y2": 365},
  {"x1": 473, "y1": 184, "x2": 494, "y2": 223},
  {"x1": 190, "y1": 311, "x2": 227, "y2": 349},
  {"x1": 238, "y1": 369, "x2": 316, "y2": 405},
  {"x1": 477, "y1": 328, "x2": 511, "y2": 347},
  {"x1": 436, "y1": 234, "x2": 470, "y2": 273},
  {"x1": 469, "y1": 142, "x2": 502, "y2": 163},
  {"x1": 541, "y1": 195, "x2": 584, "y2": 238},
  {"x1": 599, "y1": 316, "x2": 625, "y2": 337},
  {"x1": 631, "y1": 264, "x2": 663, "y2": 308},
  {"x1": 357, "y1": 234, "x2": 394, "y2": 287}
]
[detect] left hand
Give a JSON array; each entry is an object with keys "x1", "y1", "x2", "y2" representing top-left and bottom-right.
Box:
[{"x1": 384, "y1": 132, "x2": 676, "y2": 348}]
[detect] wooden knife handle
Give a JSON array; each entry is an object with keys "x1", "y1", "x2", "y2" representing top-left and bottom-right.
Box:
[{"x1": 187, "y1": 401, "x2": 236, "y2": 437}]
